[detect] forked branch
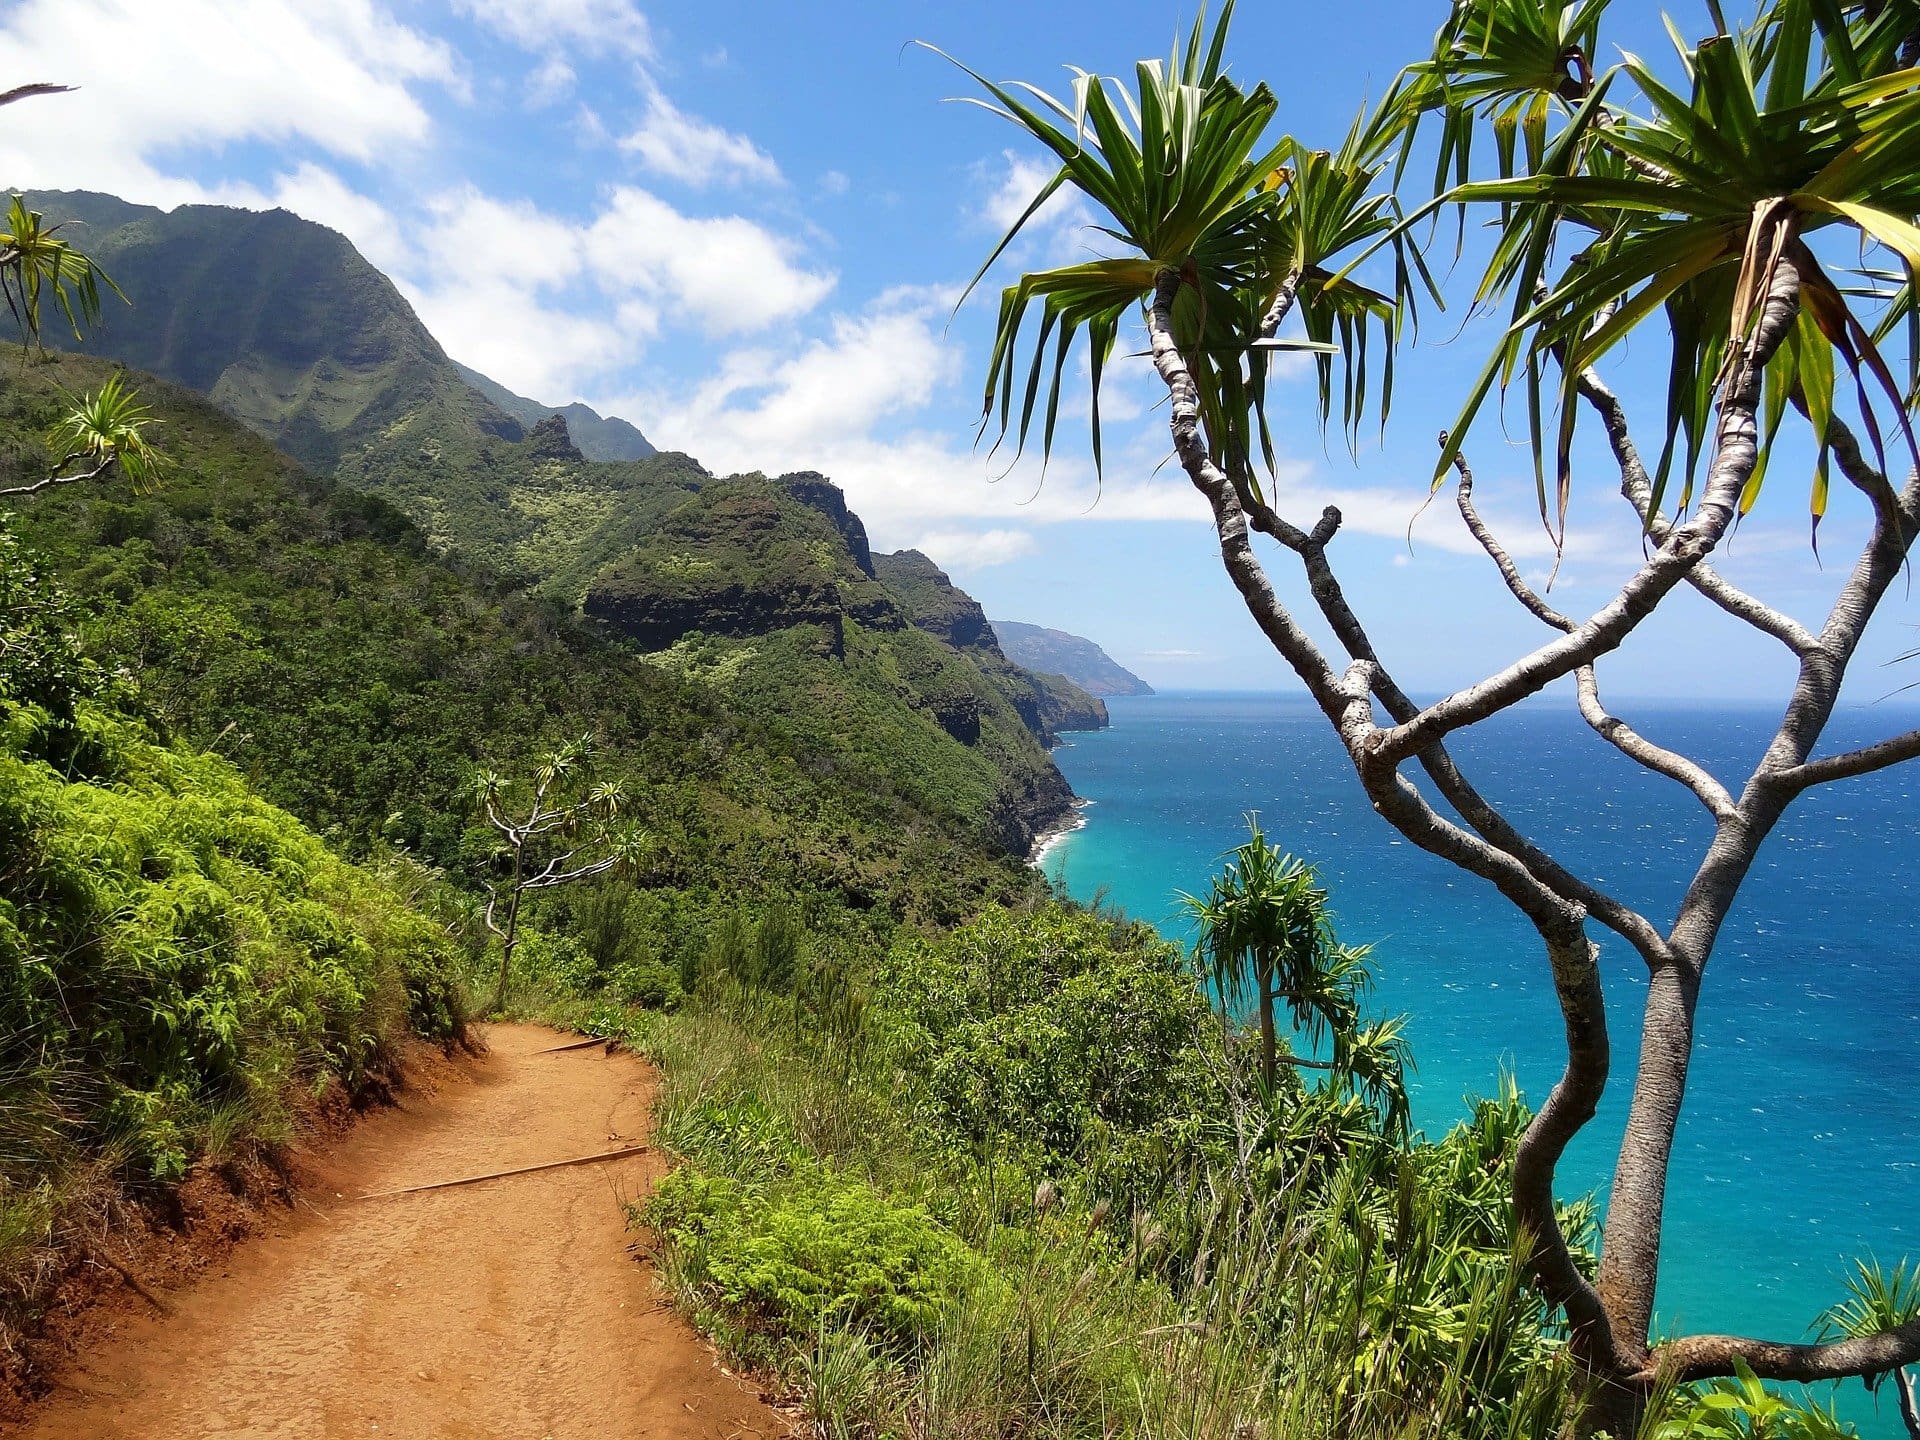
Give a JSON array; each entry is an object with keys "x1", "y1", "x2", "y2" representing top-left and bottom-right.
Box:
[{"x1": 1449, "y1": 444, "x2": 1738, "y2": 822}]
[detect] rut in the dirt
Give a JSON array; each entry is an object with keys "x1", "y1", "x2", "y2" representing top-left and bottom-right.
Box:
[{"x1": 17, "y1": 1024, "x2": 782, "y2": 1440}]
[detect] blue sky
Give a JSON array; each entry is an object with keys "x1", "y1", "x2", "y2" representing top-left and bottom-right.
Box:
[{"x1": 1, "y1": 0, "x2": 1914, "y2": 705}]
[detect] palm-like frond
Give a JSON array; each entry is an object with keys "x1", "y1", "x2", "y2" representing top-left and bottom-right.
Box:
[
  {"x1": 1, "y1": 194, "x2": 123, "y2": 346},
  {"x1": 51, "y1": 374, "x2": 162, "y2": 492},
  {"x1": 1402, "y1": 0, "x2": 1610, "y2": 192},
  {"x1": 1817, "y1": 1256, "x2": 1920, "y2": 1394},
  {"x1": 1409, "y1": 0, "x2": 1920, "y2": 538},
  {"x1": 940, "y1": 4, "x2": 1417, "y2": 485}
]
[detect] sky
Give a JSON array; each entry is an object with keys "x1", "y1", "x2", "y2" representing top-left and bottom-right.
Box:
[{"x1": 1, "y1": 0, "x2": 1915, "y2": 706}]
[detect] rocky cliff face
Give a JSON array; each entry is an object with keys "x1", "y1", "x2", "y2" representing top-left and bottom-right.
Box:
[
  {"x1": 24, "y1": 191, "x2": 522, "y2": 472},
  {"x1": 779, "y1": 472, "x2": 877, "y2": 579},
  {"x1": 874, "y1": 551, "x2": 1109, "y2": 741},
  {"x1": 992, "y1": 620, "x2": 1153, "y2": 697}
]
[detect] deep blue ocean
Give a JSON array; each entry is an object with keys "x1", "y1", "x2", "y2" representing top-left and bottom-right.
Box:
[{"x1": 1042, "y1": 692, "x2": 1919, "y2": 1430}]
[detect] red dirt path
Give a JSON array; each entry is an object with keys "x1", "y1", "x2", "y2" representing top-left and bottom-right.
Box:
[{"x1": 14, "y1": 1024, "x2": 784, "y2": 1440}]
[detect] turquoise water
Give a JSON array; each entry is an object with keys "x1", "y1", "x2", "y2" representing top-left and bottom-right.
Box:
[{"x1": 1043, "y1": 693, "x2": 1919, "y2": 1429}]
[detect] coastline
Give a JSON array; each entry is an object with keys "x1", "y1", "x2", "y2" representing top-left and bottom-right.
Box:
[{"x1": 1028, "y1": 798, "x2": 1091, "y2": 867}]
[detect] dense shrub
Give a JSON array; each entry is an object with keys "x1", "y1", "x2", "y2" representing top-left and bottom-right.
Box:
[
  {"x1": 0, "y1": 696, "x2": 465, "y2": 1182},
  {"x1": 646, "y1": 1160, "x2": 985, "y2": 1350},
  {"x1": 880, "y1": 905, "x2": 1222, "y2": 1183}
]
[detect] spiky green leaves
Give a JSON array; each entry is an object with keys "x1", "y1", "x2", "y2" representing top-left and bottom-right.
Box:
[
  {"x1": 942, "y1": 3, "x2": 1412, "y2": 491},
  {"x1": 0, "y1": 194, "x2": 123, "y2": 347},
  {"x1": 51, "y1": 373, "x2": 164, "y2": 493},
  {"x1": 1417, "y1": 0, "x2": 1920, "y2": 541}
]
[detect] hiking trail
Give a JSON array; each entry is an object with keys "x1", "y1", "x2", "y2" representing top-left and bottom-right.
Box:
[{"x1": 17, "y1": 1023, "x2": 782, "y2": 1440}]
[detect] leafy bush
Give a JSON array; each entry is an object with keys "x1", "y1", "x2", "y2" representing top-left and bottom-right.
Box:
[
  {"x1": 0, "y1": 695, "x2": 464, "y2": 1182},
  {"x1": 880, "y1": 904, "x2": 1222, "y2": 1182},
  {"x1": 646, "y1": 1161, "x2": 986, "y2": 1350}
]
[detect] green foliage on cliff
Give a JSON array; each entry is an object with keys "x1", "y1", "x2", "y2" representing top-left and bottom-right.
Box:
[
  {"x1": 875, "y1": 549, "x2": 1109, "y2": 739},
  {"x1": 18, "y1": 193, "x2": 1090, "y2": 854},
  {"x1": 0, "y1": 541, "x2": 466, "y2": 1333},
  {"x1": 1, "y1": 353, "x2": 1042, "y2": 919}
]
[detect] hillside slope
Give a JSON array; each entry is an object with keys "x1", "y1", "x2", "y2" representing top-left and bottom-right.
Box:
[
  {"x1": 0, "y1": 354, "x2": 1040, "y2": 915},
  {"x1": 875, "y1": 550, "x2": 1107, "y2": 739},
  {"x1": 20, "y1": 191, "x2": 1086, "y2": 851},
  {"x1": 454, "y1": 361, "x2": 656, "y2": 462}
]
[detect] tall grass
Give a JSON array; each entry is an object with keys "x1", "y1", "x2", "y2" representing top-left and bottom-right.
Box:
[{"x1": 632, "y1": 989, "x2": 1577, "y2": 1440}]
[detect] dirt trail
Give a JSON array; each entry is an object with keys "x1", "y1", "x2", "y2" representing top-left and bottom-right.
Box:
[{"x1": 18, "y1": 1024, "x2": 783, "y2": 1440}]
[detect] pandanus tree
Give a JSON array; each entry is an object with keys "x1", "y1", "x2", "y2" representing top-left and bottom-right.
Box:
[
  {"x1": 951, "y1": 0, "x2": 1920, "y2": 1429},
  {"x1": 470, "y1": 738, "x2": 646, "y2": 1013},
  {"x1": 1183, "y1": 815, "x2": 1410, "y2": 1133}
]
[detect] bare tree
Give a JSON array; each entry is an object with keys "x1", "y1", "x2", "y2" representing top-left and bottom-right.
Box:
[
  {"x1": 956, "y1": 1, "x2": 1920, "y2": 1430},
  {"x1": 471, "y1": 738, "x2": 643, "y2": 1014}
]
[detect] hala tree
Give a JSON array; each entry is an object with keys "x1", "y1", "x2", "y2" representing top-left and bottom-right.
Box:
[
  {"x1": 0, "y1": 92, "x2": 159, "y2": 502},
  {"x1": 952, "y1": 0, "x2": 1920, "y2": 1429},
  {"x1": 1183, "y1": 815, "x2": 1411, "y2": 1132}
]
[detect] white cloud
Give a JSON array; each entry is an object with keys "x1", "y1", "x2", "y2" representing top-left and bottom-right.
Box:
[
  {"x1": 527, "y1": 52, "x2": 578, "y2": 108},
  {"x1": 972, "y1": 148, "x2": 1095, "y2": 266},
  {"x1": 0, "y1": 0, "x2": 457, "y2": 205},
  {"x1": 368, "y1": 183, "x2": 832, "y2": 400},
  {"x1": 619, "y1": 87, "x2": 782, "y2": 189},
  {"x1": 453, "y1": 0, "x2": 652, "y2": 59},
  {"x1": 914, "y1": 528, "x2": 1037, "y2": 570},
  {"x1": 583, "y1": 186, "x2": 835, "y2": 333},
  {"x1": 819, "y1": 170, "x2": 851, "y2": 197}
]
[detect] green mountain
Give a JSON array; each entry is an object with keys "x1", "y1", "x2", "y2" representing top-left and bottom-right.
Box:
[
  {"x1": 453, "y1": 360, "x2": 656, "y2": 462},
  {"x1": 18, "y1": 190, "x2": 1091, "y2": 852},
  {"x1": 874, "y1": 550, "x2": 1107, "y2": 739},
  {"x1": 0, "y1": 353, "x2": 1040, "y2": 915},
  {"x1": 991, "y1": 620, "x2": 1154, "y2": 697},
  {"x1": 22, "y1": 190, "x2": 522, "y2": 473}
]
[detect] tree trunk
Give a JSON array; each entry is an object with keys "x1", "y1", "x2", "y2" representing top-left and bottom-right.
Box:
[
  {"x1": 1257, "y1": 953, "x2": 1277, "y2": 1091},
  {"x1": 1898, "y1": 1366, "x2": 1919, "y2": 1440},
  {"x1": 491, "y1": 848, "x2": 525, "y2": 1014}
]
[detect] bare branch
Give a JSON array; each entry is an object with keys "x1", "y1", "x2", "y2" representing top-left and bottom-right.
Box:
[
  {"x1": 1775, "y1": 725, "x2": 1920, "y2": 790},
  {"x1": 1823, "y1": 413, "x2": 1904, "y2": 526},
  {"x1": 1376, "y1": 253, "x2": 1804, "y2": 766},
  {"x1": 0, "y1": 456, "x2": 112, "y2": 499},
  {"x1": 1449, "y1": 442, "x2": 1573, "y2": 630},
  {"x1": 1447, "y1": 444, "x2": 1737, "y2": 819},
  {"x1": 522, "y1": 855, "x2": 620, "y2": 890},
  {"x1": 1657, "y1": 1316, "x2": 1920, "y2": 1386},
  {"x1": 1233, "y1": 447, "x2": 1674, "y2": 964},
  {"x1": 1575, "y1": 669, "x2": 1738, "y2": 821},
  {"x1": 1575, "y1": 368, "x2": 1819, "y2": 658},
  {"x1": 0, "y1": 84, "x2": 75, "y2": 109}
]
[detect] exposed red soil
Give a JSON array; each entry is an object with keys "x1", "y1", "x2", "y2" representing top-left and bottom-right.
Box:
[{"x1": 7, "y1": 1024, "x2": 786, "y2": 1440}]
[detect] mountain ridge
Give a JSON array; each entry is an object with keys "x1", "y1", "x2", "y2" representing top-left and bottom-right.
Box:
[{"x1": 992, "y1": 620, "x2": 1153, "y2": 697}]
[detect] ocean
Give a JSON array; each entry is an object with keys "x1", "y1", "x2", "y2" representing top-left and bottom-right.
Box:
[{"x1": 1041, "y1": 692, "x2": 1920, "y2": 1427}]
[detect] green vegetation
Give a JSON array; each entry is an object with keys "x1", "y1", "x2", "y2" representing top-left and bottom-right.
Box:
[
  {"x1": 605, "y1": 900, "x2": 1580, "y2": 1439},
  {"x1": 957, "y1": 1, "x2": 1920, "y2": 1429},
  {"x1": 0, "y1": 353, "x2": 1043, "y2": 918},
  {"x1": 0, "y1": 514, "x2": 463, "y2": 1336}
]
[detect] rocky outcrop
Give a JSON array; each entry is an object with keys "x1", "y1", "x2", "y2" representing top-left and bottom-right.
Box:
[
  {"x1": 780, "y1": 472, "x2": 875, "y2": 578},
  {"x1": 524, "y1": 414, "x2": 583, "y2": 463}
]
